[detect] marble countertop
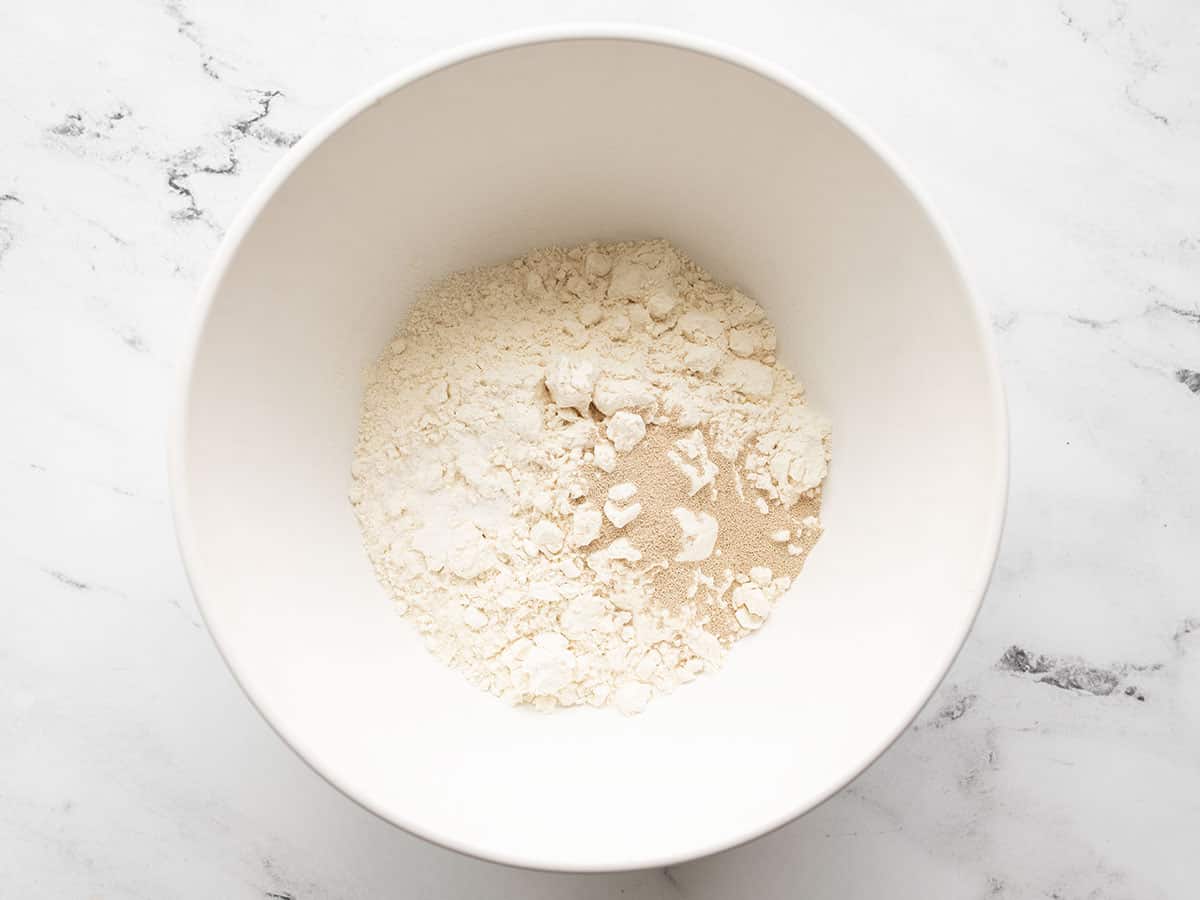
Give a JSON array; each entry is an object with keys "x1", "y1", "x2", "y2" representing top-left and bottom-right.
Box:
[{"x1": 2, "y1": 1, "x2": 1198, "y2": 897}]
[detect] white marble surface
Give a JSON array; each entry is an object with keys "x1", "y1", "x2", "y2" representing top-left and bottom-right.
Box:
[{"x1": 2, "y1": 0, "x2": 1198, "y2": 896}]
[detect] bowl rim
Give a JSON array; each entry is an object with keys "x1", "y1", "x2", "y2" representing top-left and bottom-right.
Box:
[{"x1": 168, "y1": 23, "x2": 1010, "y2": 873}]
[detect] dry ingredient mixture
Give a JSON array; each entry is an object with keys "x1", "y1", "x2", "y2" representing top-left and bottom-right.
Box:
[{"x1": 350, "y1": 240, "x2": 831, "y2": 714}]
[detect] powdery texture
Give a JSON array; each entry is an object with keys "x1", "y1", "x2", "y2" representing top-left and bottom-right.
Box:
[{"x1": 350, "y1": 239, "x2": 831, "y2": 714}]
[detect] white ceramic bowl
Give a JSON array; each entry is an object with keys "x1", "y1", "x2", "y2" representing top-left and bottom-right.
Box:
[{"x1": 170, "y1": 27, "x2": 1007, "y2": 871}]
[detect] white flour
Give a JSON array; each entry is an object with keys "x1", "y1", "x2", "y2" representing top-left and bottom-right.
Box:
[{"x1": 350, "y1": 240, "x2": 831, "y2": 714}]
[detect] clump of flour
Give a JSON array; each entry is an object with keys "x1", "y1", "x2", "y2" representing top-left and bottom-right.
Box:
[{"x1": 350, "y1": 239, "x2": 831, "y2": 714}]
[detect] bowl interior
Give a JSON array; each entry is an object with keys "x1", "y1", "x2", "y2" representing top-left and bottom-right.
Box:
[{"x1": 178, "y1": 36, "x2": 1005, "y2": 870}]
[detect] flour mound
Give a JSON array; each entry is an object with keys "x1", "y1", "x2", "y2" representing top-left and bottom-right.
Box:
[{"x1": 350, "y1": 239, "x2": 831, "y2": 714}]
